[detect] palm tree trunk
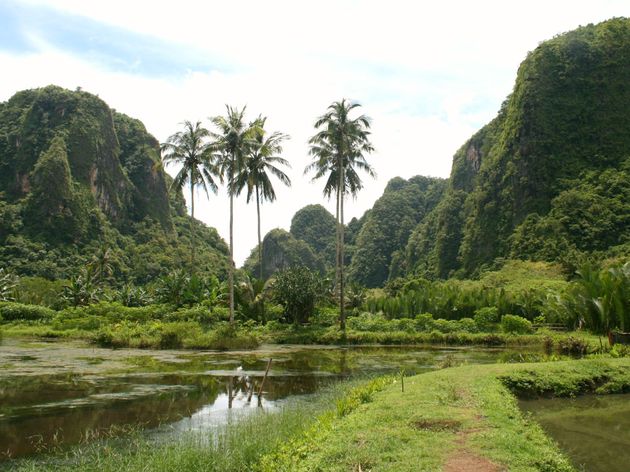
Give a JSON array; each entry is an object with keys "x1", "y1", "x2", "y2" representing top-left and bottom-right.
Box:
[
  {"x1": 256, "y1": 184, "x2": 263, "y2": 281},
  {"x1": 338, "y1": 160, "x2": 346, "y2": 331},
  {"x1": 256, "y1": 184, "x2": 266, "y2": 323},
  {"x1": 335, "y1": 185, "x2": 340, "y2": 301},
  {"x1": 229, "y1": 191, "x2": 235, "y2": 325},
  {"x1": 190, "y1": 180, "x2": 196, "y2": 274}
]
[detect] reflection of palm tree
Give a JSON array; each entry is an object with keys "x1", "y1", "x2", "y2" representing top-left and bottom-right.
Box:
[
  {"x1": 306, "y1": 99, "x2": 375, "y2": 330},
  {"x1": 236, "y1": 116, "x2": 291, "y2": 281},
  {"x1": 161, "y1": 121, "x2": 220, "y2": 273}
]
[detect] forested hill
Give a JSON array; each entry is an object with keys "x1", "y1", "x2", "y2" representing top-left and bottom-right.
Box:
[
  {"x1": 405, "y1": 18, "x2": 630, "y2": 279},
  {"x1": 243, "y1": 176, "x2": 447, "y2": 285},
  {"x1": 0, "y1": 85, "x2": 229, "y2": 282}
]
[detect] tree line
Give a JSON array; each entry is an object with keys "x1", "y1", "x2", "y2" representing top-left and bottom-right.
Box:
[{"x1": 161, "y1": 99, "x2": 375, "y2": 329}]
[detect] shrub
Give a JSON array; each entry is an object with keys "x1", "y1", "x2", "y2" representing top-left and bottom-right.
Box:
[
  {"x1": 116, "y1": 283, "x2": 153, "y2": 307},
  {"x1": 13, "y1": 276, "x2": 66, "y2": 308},
  {"x1": 415, "y1": 313, "x2": 434, "y2": 331},
  {"x1": 347, "y1": 312, "x2": 391, "y2": 332},
  {"x1": 457, "y1": 317, "x2": 479, "y2": 333},
  {"x1": 0, "y1": 302, "x2": 56, "y2": 321},
  {"x1": 166, "y1": 305, "x2": 219, "y2": 324},
  {"x1": 272, "y1": 267, "x2": 324, "y2": 324},
  {"x1": 556, "y1": 336, "x2": 589, "y2": 356},
  {"x1": 431, "y1": 318, "x2": 459, "y2": 333},
  {"x1": 311, "y1": 306, "x2": 339, "y2": 326},
  {"x1": 474, "y1": 307, "x2": 500, "y2": 331},
  {"x1": 501, "y1": 314, "x2": 533, "y2": 334}
]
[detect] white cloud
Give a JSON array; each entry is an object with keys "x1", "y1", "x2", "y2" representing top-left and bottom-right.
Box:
[{"x1": 2, "y1": 0, "x2": 630, "y2": 264}]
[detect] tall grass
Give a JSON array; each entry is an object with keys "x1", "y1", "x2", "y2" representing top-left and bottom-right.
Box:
[{"x1": 365, "y1": 280, "x2": 550, "y2": 321}]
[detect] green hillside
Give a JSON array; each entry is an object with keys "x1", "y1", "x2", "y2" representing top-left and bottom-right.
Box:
[
  {"x1": 406, "y1": 18, "x2": 630, "y2": 278},
  {"x1": 0, "y1": 85, "x2": 229, "y2": 282}
]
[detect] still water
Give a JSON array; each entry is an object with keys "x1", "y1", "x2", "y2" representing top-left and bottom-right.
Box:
[
  {"x1": 0, "y1": 338, "x2": 533, "y2": 460},
  {"x1": 520, "y1": 394, "x2": 630, "y2": 472}
]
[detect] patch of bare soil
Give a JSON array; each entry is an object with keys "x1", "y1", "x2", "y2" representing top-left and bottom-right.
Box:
[
  {"x1": 443, "y1": 450, "x2": 501, "y2": 472},
  {"x1": 411, "y1": 418, "x2": 462, "y2": 432},
  {"x1": 443, "y1": 426, "x2": 503, "y2": 472}
]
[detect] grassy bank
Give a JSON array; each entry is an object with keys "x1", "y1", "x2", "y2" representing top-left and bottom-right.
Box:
[
  {"x1": 8, "y1": 378, "x2": 388, "y2": 472},
  {"x1": 7, "y1": 358, "x2": 630, "y2": 471},
  {"x1": 259, "y1": 358, "x2": 630, "y2": 471},
  {"x1": 8, "y1": 357, "x2": 630, "y2": 472}
]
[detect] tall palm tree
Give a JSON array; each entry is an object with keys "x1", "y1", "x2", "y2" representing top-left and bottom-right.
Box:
[
  {"x1": 305, "y1": 99, "x2": 375, "y2": 330},
  {"x1": 236, "y1": 116, "x2": 291, "y2": 281},
  {"x1": 161, "y1": 121, "x2": 219, "y2": 273},
  {"x1": 209, "y1": 106, "x2": 256, "y2": 324}
]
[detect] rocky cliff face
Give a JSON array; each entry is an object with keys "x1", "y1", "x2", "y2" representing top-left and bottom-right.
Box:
[
  {"x1": 405, "y1": 18, "x2": 630, "y2": 278},
  {"x1": 0, "y1": 86, "x2": 229, "y2": 281},
  {"x1": 0, "y1": 85, "x2": 171, "y2": 229}
]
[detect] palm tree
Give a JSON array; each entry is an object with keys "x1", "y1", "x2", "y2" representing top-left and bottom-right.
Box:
[
  {"x1": 236, "y1": 116, "x2": 291, "y2": 281},
  {"x1": 305, "y1": 99, "x2": 375, "y2": 330},
  {"x1": 161, "y1": 121, "x2": 219, "y2": 273},
  {"x1": 209, "y1": 106, "x2": 257, "y2": 324}
]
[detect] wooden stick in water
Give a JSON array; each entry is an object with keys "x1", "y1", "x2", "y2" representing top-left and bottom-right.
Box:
[{"x1": 257, "y1": 358, "x2": 272, "y2": 404}]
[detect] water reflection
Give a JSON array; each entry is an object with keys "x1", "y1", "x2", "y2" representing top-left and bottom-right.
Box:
[{"x1": 1, "y1": 344, "x2": 535, "y2": 459}]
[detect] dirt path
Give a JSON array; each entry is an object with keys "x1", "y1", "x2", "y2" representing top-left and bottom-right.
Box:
[{"x1": 443, "y1": 449, "x2": 501, "y2": 472}]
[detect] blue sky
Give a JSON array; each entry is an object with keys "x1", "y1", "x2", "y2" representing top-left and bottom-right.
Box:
[
  {"x1": 0, "y1": 1, "x2": 228, "y2": 76},
  {"x1": 1, "y1": 0, "x2": 629, "y2": 263}
]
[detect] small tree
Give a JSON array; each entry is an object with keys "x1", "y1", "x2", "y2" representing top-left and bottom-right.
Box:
[{"x1": 272, "y1": 266, "x2": 322, "y2": 324}]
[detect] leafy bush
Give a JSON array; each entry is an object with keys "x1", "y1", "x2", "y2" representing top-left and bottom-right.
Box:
[
  {"x1": 366, "y1": 262, "x2": 567, "y2": 321},
  {"x1": 556, "y1": 336, "x2": 589, "y2": 356},
  {"x1": 155, "y1": 271, "x2": 220, "y2": 308},
  {"x1": 347, "y1": 312, "x2": 392, "y2": 332},
  {"x1": 13, "y1": 276, "x2": 66, "y2": 308},
  {"x1": 457, "y1": 317, "x2": 479, "y2": 333},
  {"x1": 474, "y1": 307, "x2": 500, "y2": 331},
  {"x1": 61, "y1": 271, "x2": 100, "y2": 307},
  {"x1": 165, "y1": 305, "x2": 219, "y2": 324},
  {"x1": 272, "y1": 266, "x2": 323, "y2": 324},
  {"x1": 310, "y1": 306, "x2": 339, "y2": 326},
  {"x1": 116, "y1": 283, "x2": 153, "y2": 307},
  {"x1": 501, "y1": 314, "x2": 533, "y2": 334},
  {"x1": 415, "y1": 313, "x2": 434, "y2": 330},
  {"x1": 431, "y1": 318, "x2": 459, "y2": 333},
  {"x1": 0, "y1": 302, "x2": 55, "y2": 321}
]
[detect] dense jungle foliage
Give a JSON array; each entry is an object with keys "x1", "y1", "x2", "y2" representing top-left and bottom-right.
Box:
[{"x1": 404, "y1": 18, "x2": 630, "y2": 278}]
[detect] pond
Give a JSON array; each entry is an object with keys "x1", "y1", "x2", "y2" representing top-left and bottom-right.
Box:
[
  {"x1": 0, "y1": 338, "x2": 536, "y2": 461},
  {"x1": 520, "y1": 394, "x2": 630, "y2": 472}
]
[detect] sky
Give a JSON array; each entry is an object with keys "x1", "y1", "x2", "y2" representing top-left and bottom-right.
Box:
[{"x1": 1, "y1": 0, "x2": 629, "y2": 265}]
